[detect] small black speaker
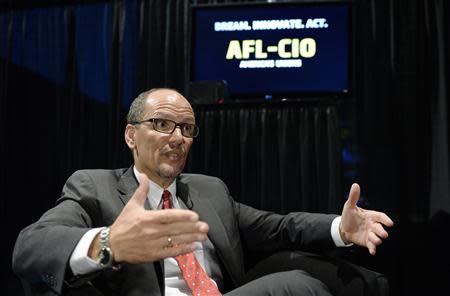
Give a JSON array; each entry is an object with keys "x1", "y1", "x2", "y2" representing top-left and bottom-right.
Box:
[{"x1": 188, "y1": 80, "x2": 229, "y2": 105}]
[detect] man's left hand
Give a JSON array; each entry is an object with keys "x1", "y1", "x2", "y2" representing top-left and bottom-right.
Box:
[{"x1": 340, "y1": 183, "x2": 394, "y2": 255}]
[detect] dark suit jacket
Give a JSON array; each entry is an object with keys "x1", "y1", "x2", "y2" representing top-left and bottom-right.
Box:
[{"x1": 13, "y1": 167, "x2": 337, "y2": 295}]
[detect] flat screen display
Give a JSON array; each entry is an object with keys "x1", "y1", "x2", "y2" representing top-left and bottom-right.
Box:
[{"x1": 190, "y1": 1, "x2": 351, "y2": 100}]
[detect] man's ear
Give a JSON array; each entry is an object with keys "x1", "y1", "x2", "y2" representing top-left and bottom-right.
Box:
[{"x1": 124, "y1": 124, "x2": 136, "y2": 149}]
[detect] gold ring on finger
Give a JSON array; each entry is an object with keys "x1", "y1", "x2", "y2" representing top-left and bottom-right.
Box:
[{"x1": 167, "y1": 235, "x2": 173, "y2": 248}]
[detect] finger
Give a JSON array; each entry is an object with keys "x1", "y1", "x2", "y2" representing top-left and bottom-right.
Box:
[
  {"x1": 161, "y1": 233, "x2": 208, "y2": 249},
  {"x1": 136, "y1": 221, "x2": 209, "y2": 246},
  {"x1": 145, "y1": 221, "x2": 209, "y2": 239},
  {"x1": 129, "y1": 173, "x2": 150, "y2": 206},
  {"x1": 366, "y1": 240, "x2": 377, "y2": 255},
  {"x1": 368, "y1": 231, "x2": 382, "y2": 246},
  {"x1": 367, "y1": 210, "x2": 394, "y2": 227},
  {"x1": 162, "y1": 242, "x2": 199, "y2": 258},
  {"x1": 143, "y1": 209, "x2": 200, "y2": 224},
  {"x1": 372, "y1": 223, "x2": 389, "y2": 239},
  {"x1": 148, "y1": 242, "x2": 199, "y2": 261},
  {"x1": 346, "y1": 183, "x2": 360, "y2": 208},
  {"x1": 156, "y1": 221, "x2": 209, "y2": 237}
]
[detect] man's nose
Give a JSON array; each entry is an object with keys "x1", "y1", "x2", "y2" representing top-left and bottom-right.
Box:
[{"x1": 170, "y1": 126, "x2": 184, "y2": 143}]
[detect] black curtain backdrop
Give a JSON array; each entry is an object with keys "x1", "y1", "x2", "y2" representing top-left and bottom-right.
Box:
[
  {"x1": 1, "y1": 0, "x2": 449, "y2": 295},
  {"x1": 188, "y1": 101, "x2": 342, "y2": 215}
]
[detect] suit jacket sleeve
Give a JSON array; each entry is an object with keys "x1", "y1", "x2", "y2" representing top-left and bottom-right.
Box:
[
  {"x1": 12, "y1": 170, "x2": 104, "y2": 294},
  {"x1": 211, "y1": 173, "x2": 338, "y2": 258},
  {"x1": 235, "y1": 201, "x2": 338, "y2": 256}
]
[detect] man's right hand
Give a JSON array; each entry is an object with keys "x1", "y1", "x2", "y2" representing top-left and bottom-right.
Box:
[{"x1": 88, "y1": 173, "x2": 209, "y2": 264}]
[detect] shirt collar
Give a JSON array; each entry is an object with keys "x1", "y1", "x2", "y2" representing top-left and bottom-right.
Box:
[{"x1": 133, "y1": 166, "x2": 177, "y2": 209}]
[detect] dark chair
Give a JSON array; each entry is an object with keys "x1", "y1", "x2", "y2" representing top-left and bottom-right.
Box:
[{"x1": 244, "y1": 251, "x2": 389, "y2": 296}]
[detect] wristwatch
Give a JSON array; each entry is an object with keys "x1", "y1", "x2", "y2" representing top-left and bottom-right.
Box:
[{"x1": 96, "y1": 227, "x2": 114, "y2": 268}]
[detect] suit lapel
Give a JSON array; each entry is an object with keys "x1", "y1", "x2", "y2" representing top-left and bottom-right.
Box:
[
  {"x1": 117, "y1": 166, "x2": 152, "y2": 210},
  {"x1": 177, "y1": 179, "x2": 237, "y2": 283}
]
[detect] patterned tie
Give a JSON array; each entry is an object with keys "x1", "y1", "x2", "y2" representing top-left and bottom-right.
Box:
[{"x1": 162, "y1": 190, "x2": 222, "y2": 296}]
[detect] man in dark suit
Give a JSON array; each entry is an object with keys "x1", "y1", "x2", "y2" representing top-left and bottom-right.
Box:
[{"x1": 13, "y1": 88, "x2": 394, "y2": 296}]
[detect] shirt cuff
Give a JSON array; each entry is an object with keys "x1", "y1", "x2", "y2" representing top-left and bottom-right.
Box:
[
  {"x1": 331, "y1": 216, "x2": 353, "y2": 247},
  {"x1": 70, "y1": 227, "x2": 104, "y2": 275}
]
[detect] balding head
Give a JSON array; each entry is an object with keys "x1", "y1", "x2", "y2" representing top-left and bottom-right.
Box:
[{"x1": 126, "y1": 88, "x2": 193, "y2": 124}]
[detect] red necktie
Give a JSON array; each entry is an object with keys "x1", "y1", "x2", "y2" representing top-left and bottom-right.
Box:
[{"x1": 162, "y1": 190, "x2": 222, "y2": 296}]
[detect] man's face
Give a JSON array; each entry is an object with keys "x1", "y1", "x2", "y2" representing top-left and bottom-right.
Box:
[{"x1": 126, "y1": 89, "x2": 195, "y2": 187}]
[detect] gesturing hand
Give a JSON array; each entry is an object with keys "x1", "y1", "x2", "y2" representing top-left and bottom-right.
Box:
[
  {"x1": 107, "y1": 173, "x2": 209, "y2": 263},
  {"x1": 340, "y1": 183, "x2": 394, "y2": 255}
]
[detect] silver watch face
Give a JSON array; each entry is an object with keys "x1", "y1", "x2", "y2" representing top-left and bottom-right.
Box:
[{"x1": 99, "y1": 247, "x2": 112, "y2": 266}]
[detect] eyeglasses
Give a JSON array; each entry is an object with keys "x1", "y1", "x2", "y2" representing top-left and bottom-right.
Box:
[{"x1": 130, "y1": 118, "x2": 199, "y2": 138}]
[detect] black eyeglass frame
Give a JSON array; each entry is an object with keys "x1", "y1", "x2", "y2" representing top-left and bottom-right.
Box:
[{"x1": 130, "y1": 118, "x2": 199, "y2": 138}]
